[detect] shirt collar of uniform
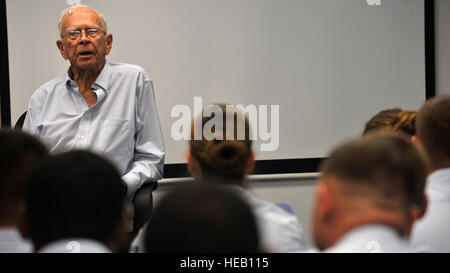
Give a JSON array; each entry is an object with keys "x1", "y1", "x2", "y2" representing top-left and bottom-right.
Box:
[
  {"x1": 0, "y1": 227, "x2": 32, "y2": 253},
  {"x1": 426, "y1": 167, "x2": 450, "y2": 201},
  {"x1": 38, "y1": 238, "x2": 111, "y2": 253},
  {"x1": 325, "y1": 224, "x2": 407, "y2": 253},
  {"x1": 65, "y1": 61, "x2": 112, "y2": 93},
  {"x1": 0, "y1": 227, "x2": 26, "y2": 243}
]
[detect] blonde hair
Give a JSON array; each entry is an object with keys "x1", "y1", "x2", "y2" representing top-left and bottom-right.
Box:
[{"x1": 363, "y1": 108, "x2": 417, "y2": 136}]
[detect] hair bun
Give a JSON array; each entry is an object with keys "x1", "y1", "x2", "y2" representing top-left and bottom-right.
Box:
[{"x1": 205, "y1": 141, "x2": 249, "y2": 175}]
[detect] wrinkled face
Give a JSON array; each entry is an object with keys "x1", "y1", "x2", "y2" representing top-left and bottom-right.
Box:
[{"x1": 57, "y1": 7, "x2": 112, "y2": 72}]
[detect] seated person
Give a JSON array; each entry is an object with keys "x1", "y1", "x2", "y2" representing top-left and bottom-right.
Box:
[
  {"x1": 410, "y1": 95, "x2": 450, "y2": 252},
  {"x1": 25, "y1": 151, "x2": 128, "y2": 252},
  {"x1": 0, "y1": 130, "x2": 48, "y2": 253},
  {"x1": 145, "y1": 184, "x2": 260, "y2": 253},
  {"x1": 312, "y1": 133, "x2": 429, "y2": 252},
  {"x1": 131, "y1": 104, "x2": 309, "y2": 253},
  {"x1": 363, "y1": 108, "x2": 417, "y2": 136},
  {"x1": 362, "y1": 108, "x2": 427, "y2": 222}
]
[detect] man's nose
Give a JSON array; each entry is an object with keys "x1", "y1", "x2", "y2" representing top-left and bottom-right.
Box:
[{"x1": 79, "y1": 30, "x2": 90, "y2": 44}]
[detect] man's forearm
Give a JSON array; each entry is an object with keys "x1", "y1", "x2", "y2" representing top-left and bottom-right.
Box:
[{"x1": 121, "y1": 158, "x2": 164, "y2": 202}]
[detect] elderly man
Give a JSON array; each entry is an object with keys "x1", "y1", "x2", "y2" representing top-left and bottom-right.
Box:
[{"x1": 22, "y1": 5, "x2": 165, "y2": 203}]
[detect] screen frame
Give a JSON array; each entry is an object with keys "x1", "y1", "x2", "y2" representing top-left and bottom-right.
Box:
[{"x1": 0, "y1": 0, "x2": 435, "y2": 178}]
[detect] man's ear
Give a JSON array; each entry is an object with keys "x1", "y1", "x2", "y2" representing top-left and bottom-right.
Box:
[
  {"x1": 312, "y1": 180, "x2": 335, "y2": 250},
  {"x1": 316, "y1": 181, "x2": 334, "y2": 221},
  {"x1": 245, "y1": 150, "x2": 255, "y2": 174},
  {"x1": 105, "y1": 34, "x2": 113, "y2": 55},
  {"x1": 405, "y1": 194, "x2": 428, "y2": 236},
  {"x1": 411, "y1": 135, "x2": 423, "y2": 149},
  {"x1": 186, "y1": 150, "x2": 197, "y2": 176},
  {"x1": 56, "y1": 40, "x2": 68, "y2": 60}
]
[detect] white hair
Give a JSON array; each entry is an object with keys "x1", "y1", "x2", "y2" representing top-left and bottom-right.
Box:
[{"x1": 58, "y1": 4, "x2": 108, "y2": 37}]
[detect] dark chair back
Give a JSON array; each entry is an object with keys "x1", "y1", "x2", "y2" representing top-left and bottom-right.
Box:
[{"x1": 14, "y1": 111, "x2": 27, "y2": 130}]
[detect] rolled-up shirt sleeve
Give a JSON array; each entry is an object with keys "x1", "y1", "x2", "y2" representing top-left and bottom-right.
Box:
[{"x1": 122, "y1": 75, "x2": 165, "y2": 201}]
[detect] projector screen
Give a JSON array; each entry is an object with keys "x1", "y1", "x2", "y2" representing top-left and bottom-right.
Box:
[{"x1": 6, "y1": 0, "x2": 427, "y2": 166}]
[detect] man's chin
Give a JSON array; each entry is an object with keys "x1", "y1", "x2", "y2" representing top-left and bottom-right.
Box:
[{"x1": 72, "y1": 60, "x2": 103, "y2": 71}]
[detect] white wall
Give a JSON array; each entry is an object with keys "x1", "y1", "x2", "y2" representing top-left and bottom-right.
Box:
[{"x1": 436, "y1": 0, "x2": 450, "y2": 95}]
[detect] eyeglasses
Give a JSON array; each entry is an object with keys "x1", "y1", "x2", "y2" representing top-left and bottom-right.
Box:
[{"x1": 63, "y1": 28, "x2": 105, "y2": 40}]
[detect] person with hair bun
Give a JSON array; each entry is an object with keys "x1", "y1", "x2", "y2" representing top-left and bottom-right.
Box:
[
  {"x1": 129, "y1": 104, "x2": 310, "y2": 253},
  {"x1": 363, "y1": 108, "x2": 417, "y2": 136},
  {"x1": 185, "y1": 104, "x2": 310, "y2": 253},
  {"x1": 362, "y1": 108, "x2": 427, "y2": 226}
]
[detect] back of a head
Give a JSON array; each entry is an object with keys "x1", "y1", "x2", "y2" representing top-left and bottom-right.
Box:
[
  {"x1": 363, "y1": 108, "x2": 417, "y2": 136},
  {"x1": 189, "y1": 104, "x2": 252, "y2": 184},
  {"x1": 416, "y1": 95, "x2": 450, "y2": 169},
  {"x1": 25, "y1": 151, "x2": 124, "y2": 251},
  {"x1": 320, "y1": 132, "x2": 429, "y2": 210},
  {"x1": 145, "y1": 184, "x2": 260, "y2": 253},
  {"x1": 0, "y1": 130, "x2": 48, "y2": 221}
]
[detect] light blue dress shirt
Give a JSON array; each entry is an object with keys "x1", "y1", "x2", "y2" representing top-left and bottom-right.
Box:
[{"x1": 23, "y1": 61, "x2": 165, "y2": 201}]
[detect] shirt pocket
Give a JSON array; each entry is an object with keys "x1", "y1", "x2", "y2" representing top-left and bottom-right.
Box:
[{"x1": 98, "y1": 119, "x2": 132, "y2": 153}]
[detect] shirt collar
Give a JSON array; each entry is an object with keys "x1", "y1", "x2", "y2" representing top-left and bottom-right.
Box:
[
  {"x1": 0, "y1": 227, "x2": 23, "y2": 239},
  {"x1": 93, "y1": 61, "x2": 112, "y2": 92},
  {"x1": 65, "y1": 61, "x2": 112, "y2": 93},
  {"x1": 428, "y1": 168, "x2": 450, "y2": 185},
  {"x1": 426, "y1": 167, "x2": 450, "y2": 201},
  {"x1": 325, "y1": 224, "x2": 407, "y2": 253},
  {"x1": 38, "y1": 238, "x2": 111, "y2": 253}
]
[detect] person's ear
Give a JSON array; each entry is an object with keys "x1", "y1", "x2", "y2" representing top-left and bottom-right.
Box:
[
  {"x1": 406, "y1": 194, "x2": 428, "y2": 236},
  {"x1": 312, "y1": 180, "x2": 335, "y2": 250},
  {"x1": 316, "y1": 182, "x2": 335, "y2": 221},
  {"x1": 105, "y1": 34, "x2": 113, "y2": 55},
  {"x1": 186, "y1": 150, "x2": 197, "y2": 176},
  {"x1": 411, "y1": 135, "x2": 423, "y2": 149},
  {"x1": 56, "y1": 40, "x2": 68, "y2": 60},
  {"x1": 245, "y1": 150, "x2": 256, "y2": 174}
]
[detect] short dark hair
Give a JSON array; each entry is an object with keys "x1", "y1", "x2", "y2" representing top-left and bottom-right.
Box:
[
  {"x1": 25, "y1": 151, "x2": 124, "y2": 251},
  {"x1": 0, "y1": 130, "x2": 48, "y2": 220},
  {"x1": 320, "y1": 133, "x2": 429, "y2": 209},
  {"x1": 416, "y1": 95, "x2": 450, "y2": 168},
  {"x1": 145, "y1": 184, "x2": 260, "y2": 253},
  {"x1": 363, "y1": 108, "x2": 417, "y2": 136}
]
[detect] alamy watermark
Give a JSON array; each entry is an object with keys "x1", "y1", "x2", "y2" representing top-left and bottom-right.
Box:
[{"x1": 170, "y1": 97, "x2": 280, "y2": 152}]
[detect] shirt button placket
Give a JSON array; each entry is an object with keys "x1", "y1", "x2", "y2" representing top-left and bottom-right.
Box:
[{"x1": 78, "y1": 111, "x2": 92, "y2": 149}]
